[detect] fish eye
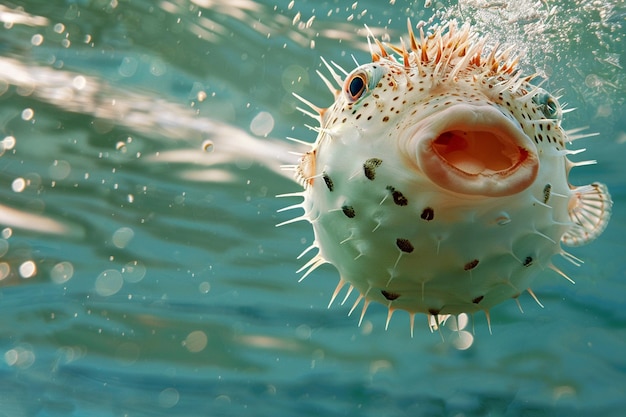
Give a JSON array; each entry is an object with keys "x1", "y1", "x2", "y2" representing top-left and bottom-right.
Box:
[
  {"x1": 532, "y1": 91, "x2": 561, "y2": 120},
  {"x1": 544, "y1": 97, "x2": 560, "y2": 119},
  {"x1": 345, "y1": 72, "x2": 367, "y2": 102}
]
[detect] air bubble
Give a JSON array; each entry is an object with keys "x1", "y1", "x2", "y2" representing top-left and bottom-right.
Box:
[
  {"x1": 585, "y1": 74, "x2": 602, "y2": 88},
  {"x1": 49, "y1": 160, "x2": 71, "y2": 180},
  {"x1": 0, "y1": 262, "x2": 10, "y2": 280},
  {"x1": 183, "y1": 330, "x2": 208, "y2": 353},
  {"x1": 95, "y1": 269, "x2": 123, "y2": 296},
  {"x1": 198, "y1": 281, "x2": 211, "y2": 293},
  {"x1": 19, "y1": 260, "x2": 36, "y2": 278},
  {"x1": 31, "y1": 34, "x2": 44, "y2": 46},
  {"x1": 2, "y1": 136, "x2": 15, "y2": 150},
  {"x1": 21, "y1": 108, "x2": 34, "y2": 121},
  {"x1": 118, "y1": 57, "x2": 138, "y2": 77},
  {"x1": 51, "y1": 261, "x2": 74, "y2": 284},
  {"x1": 11, "y1": 177, "x2": 26, "y2": 192},
  {"x1": 122, "y1": 260, "x2": 146, "y2": 283},
  {"x1": 158, "y1": 388, "x2": 180, "y2": 408},
  {"x1": 202, "y1": 140, "x2": 214, "y2": 152},
  {"x1": 72, "y1": 76, "x2": 86, "y2": 90},
  {"x1": 250, "y1": 111, "x2": 274, "y2": 137},
  {"x1": 112, "y1": 227, "x2": 134, "y2": 249},
  {"x1": 452, "y1": 331, "x2": 474, "y2": 350}
]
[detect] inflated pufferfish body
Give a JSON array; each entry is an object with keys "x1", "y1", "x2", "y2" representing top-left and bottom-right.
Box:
[{"x1": 279, "y1": 20, "x2": 612, "y2": 332}]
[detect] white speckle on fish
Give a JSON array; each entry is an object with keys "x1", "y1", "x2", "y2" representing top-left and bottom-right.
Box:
[{"x1": 278, "y1": 19, "x2": 612, "y2": 335}]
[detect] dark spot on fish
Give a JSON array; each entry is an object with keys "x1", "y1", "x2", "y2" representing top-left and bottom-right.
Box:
[
  {"x1": 420, "y1": 207, "x2": 434, "y2": 221},
  {"x1": 393, "y1": 192, "x2": 407, "y2": 206},
  {"x1": 523, "y1": 256, "x2": 533, "y2": 267},
  {"x1": 386, "y1": 186, "x2": 408, "y2": 206},
  {"x1": 341, "y1": 205, "x2": 355, "y2": 218},
  {"x1": 543, "y1": 183, "x2": 551, "y2": 204},
  {"x1": 464, "y1": 259, "x2": 479, "y2": 271},
  {"x1": 396, "y1": 238, "x2": 414, "y2": 253},
  {"x1": 363, "y1": 158, "x2": 382, "y2": 180},
  {"x1": 382, "y1": 116, "x2": 389, "y2": 122},
  {"x1": 472, "y1": 295, "x2": 484, "y2": 304},
  {"x1": 381, "y1": 290, "x2": 400, "y2": 301},
  {"x1": 322, "y1": 172, "x2": 334, "y2": 191}
]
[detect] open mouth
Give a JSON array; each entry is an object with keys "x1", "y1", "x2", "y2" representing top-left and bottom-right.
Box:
[{"x1": 413, "y1": 104, "x2": 538, "y2": 197}]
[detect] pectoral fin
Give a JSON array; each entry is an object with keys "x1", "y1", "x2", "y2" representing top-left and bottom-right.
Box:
[{"x1": 562, "y1": 182, "x2": 612, "y2": 246}]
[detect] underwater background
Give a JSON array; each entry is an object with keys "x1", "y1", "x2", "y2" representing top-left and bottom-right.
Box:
[{"x1": 0, "y1": 0, "x2": 624, "y2": 416}]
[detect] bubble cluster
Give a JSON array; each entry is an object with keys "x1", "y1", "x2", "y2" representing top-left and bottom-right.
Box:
[
  {"x1": 445, "y1": 313, "x2": 474, "y2": 350},
  {"x1": 4, "y1": 345, "x2": 35, "y2": 369}
]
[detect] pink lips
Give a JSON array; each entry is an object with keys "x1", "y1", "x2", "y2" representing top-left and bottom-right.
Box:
[{"x1": 413, "y1": 104, "x2": 539, "y2": 197}]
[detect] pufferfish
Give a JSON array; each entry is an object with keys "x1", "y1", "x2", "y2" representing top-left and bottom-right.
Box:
[{"x1": 278, "y1": 20, "x2": 612, "y2": 333}]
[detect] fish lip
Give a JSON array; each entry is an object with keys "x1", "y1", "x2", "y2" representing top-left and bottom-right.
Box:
[{"x1": 410, "y1": 103, "x2": 539, "y2": 197}]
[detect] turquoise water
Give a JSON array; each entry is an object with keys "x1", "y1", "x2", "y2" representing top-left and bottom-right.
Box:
[{"x1": 0, "y1": 0, "x2": 624, "y2": 416}]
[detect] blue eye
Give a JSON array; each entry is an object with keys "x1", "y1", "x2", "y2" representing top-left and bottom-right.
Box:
[
  {"x1": 346, "y1": 72, "x2": 367, "y2": 102},
  {"x1": 544, "y1": 97, "x2": 560, "y2": 119},
  {"x1": 532, "y1": 90, "x2": 562, "y2": 120},
  {"x1": 343, "y1": 65, "x2": 384, "y2": 103}
]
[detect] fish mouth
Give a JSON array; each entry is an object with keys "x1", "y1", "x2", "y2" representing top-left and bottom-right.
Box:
[{"x1": 411, "y1": 104, "x2": 538, "y2": 197}]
